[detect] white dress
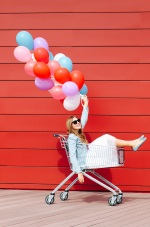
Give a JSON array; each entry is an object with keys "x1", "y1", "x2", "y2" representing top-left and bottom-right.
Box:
[{"x1": 85, "y1": 134, "x2": 119, "y2": 169}]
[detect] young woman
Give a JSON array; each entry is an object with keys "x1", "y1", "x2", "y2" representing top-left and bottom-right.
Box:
[{"x1": 66, "y1": 96, "x2": 147, "y2": 184}]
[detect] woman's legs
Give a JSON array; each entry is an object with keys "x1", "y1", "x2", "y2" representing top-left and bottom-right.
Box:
[
  {"x1": 91, "y1": 134, "x2": 146, "y2": 151},
  {"x1": 115, "y1": 136, "x2": 146, "y2": 150}
]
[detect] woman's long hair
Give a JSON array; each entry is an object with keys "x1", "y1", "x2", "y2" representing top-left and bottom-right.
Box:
[{"x1": 66, "y1": 116, "x2": 88, "y2": 144}]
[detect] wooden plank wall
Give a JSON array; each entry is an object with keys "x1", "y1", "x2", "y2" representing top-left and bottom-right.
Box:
[{"x1": 0, "y1": 0, "x2": 150, "y2": 191}]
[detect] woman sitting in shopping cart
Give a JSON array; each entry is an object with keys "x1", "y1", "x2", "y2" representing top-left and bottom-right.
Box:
[{"x1": 66, "y1": 95, "x2": 147, "y2": 184}]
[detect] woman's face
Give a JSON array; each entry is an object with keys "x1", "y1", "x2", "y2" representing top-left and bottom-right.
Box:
[{"x1": 71, "y1": 117, "x2": 81, "y2": 130}]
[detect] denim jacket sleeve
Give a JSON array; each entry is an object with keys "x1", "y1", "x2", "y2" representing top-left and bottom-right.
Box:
[
  {"x1": 81, "y1": 106, "x2": 89, "y2": 129},
  {"x1": 67, "y1": 134, "x2": 82, "y2": 174}
]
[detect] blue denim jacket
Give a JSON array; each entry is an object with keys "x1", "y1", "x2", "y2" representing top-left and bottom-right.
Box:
[{"x1": 67, "y1": 107, "x2": 89, "y2": 174}]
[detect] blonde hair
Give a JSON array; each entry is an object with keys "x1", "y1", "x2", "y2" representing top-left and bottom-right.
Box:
[{"x1": 66, "y1": 116, "x2": 88, "y2": 144}]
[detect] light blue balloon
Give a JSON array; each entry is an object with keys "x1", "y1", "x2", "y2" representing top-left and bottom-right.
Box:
[
  {"x1": 58, "y1": 56, "x2": 73, "y2": 72},
  {"x1": 16, "y1": 31, "x2": 34, "y2": 50},
  {"x1": 49, "y1": 51, "x2": 54, "y2": 60},
  {"x1": 79, "y1": 84, "x2": 88, "y2": 95}
]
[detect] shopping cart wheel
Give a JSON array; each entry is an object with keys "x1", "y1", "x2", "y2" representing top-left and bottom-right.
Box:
[
  {"x1": 117, "y1": 193, "x2": 123, "y2": 204},
  {"x1": 117, "y1": 196, "x2": 123, "y2": 204},
  {"x1": 45, "y1": 195, "x2": 55, "y2": 205},
  {"x1": 108, "y1": 197, "x2": 117, "y2": 206},
  {"x1": 60, "y1": 191, "x2": 68, "y2": 201}
]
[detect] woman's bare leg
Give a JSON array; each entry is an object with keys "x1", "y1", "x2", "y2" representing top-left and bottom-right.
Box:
[{"x1": 115, "y1": 138, "x2": 144, "y2": 149}]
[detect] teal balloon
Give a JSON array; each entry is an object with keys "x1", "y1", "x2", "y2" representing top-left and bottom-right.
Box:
[
  {"x1": 58, "y1": 56, "x2": 73, "y2": 72},
  {"x1": 49, "y1": 51, "x2": 54, "y2": 60},
  {"x1": 16, "y1": 31, "x2": 34, "y2": 50},
  {"x1": 79, "y1": 84, "x2": 88, "y2": 95}
]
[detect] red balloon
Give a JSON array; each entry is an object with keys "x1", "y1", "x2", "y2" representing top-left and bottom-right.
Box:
[
  {"x1": 54, "y1": 68, "x2": 71, "y2": 84},
  {"x1": 34, "y1": 48, "x2": 49, "y2": 64},
  {"x1": 33, "y1": 62, "x2": 51, "y2": 79},
  {"x1": 70, "y1": 70, "x2": 84, "y2": 90}
]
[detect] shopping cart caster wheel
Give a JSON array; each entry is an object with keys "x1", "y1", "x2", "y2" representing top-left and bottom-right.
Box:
[
  {"x1": 60, "y1": 192, "x2": 68, "y2": 201},
  {"x1": 108, "y1": 197, "x2": 117, "y2": 206},
  {"x1": 45, "y1": 195, "x2": 55, "y2": 205},
  {"x1": 117, "y1": 196, "x2": 123, "y2": 204}
]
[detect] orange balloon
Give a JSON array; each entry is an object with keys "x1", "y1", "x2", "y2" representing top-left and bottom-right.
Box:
[
  {"x1": 33, "y1": 62, "x2": 50, "y2": 79},
  {"x1": 54, "y1": 68, "x2": 71, "y2": 84},
  {"x1": 34, "y1": 48, "x2": 49, "y2": 64},
  {"x1": 70, "y1": 70, "x2": 84, "y2": 89}
]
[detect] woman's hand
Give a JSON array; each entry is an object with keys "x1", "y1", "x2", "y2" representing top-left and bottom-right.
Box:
[
  {"x1": 78, "y1": 172, "x2": 84, "y2": 184},
  {"x1": 81, "y1": 95, "x2": 89, "y2": 107}
]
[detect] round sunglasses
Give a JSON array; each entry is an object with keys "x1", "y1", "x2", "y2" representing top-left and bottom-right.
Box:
[{"x1": 72, "y1": 119, "x2": 81, "y2": 125}]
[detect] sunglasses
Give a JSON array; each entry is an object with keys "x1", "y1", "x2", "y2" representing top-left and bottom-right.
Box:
[{"x1": 72, "y1": 119, "x2": 81, "y2": 125}]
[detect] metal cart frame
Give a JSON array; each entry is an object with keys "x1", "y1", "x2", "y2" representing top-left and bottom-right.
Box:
[{"x1": 45, "y1": 134, "x2": 124, "y2": 206}]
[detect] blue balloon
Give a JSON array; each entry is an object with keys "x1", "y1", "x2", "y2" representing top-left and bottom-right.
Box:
[
  {"x1": 49, "y1": 51, "x2": 54, "y2": 60},
  {"x1": 58, "y1": 56, "x2": 73, "y2": 72},
  {"x1": 16, "y1": 31, "x2": 34, "y2": 50},
  {"x1": 79, "y1": 84, "x2": 88, "y2": 95}
]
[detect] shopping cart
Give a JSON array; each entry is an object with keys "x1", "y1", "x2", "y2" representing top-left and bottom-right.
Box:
[{"x1": 45, "y1": 134, "x2": 125, "y2": 206}]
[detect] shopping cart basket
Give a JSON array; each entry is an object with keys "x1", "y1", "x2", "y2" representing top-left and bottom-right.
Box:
[{"x1": 45, "y1": 134, "x2": 125, "y2": 206}]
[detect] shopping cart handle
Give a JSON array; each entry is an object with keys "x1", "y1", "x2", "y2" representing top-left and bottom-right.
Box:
[{"x1": 53, "y1": 134, "x2": 60, "y2": 138}]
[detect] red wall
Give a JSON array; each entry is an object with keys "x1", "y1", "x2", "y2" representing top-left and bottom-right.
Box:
[{"x1": 0, "y1": 0, "x2": 150, "y2": 191}]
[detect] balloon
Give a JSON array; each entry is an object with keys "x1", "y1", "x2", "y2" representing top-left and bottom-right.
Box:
[
  {"x1": 63, "y1": 94, "x2": 80, "y2": 111},
  {"x1": 54, "y1": 68, "x2": 71, "y2": 84},
  {"x1": 47, "y1": 60, "x2": 61, "y2": 75},
  {"x1": 34, "y1": 48, "x2": 49, "y2": 63},
  {"x1": 58, "y1": 56, "x2": 73, "y2": 72},
  {"x1": 49, "y1": 85, "x2": 66, "y2": 100},
  {"x1": 62, "y1": 81, "x2": 78, "y2": 96},
  {"x1": 24, "y1": 61, "x2": 36, "y2": 77},
  {"x1": 34, "y1": 37, "x2": 49, "y2": 51},
  {"x1": 14, "y1": 46, "x2": 32, "y2": 62},
  {"x1": 79, "y1": 84, "x2": 88, "y2": 95},
  {"x1": 33, "y1": 62, "x2": 51, "y2": 79},
  {"x1": 49, "y1": 51, "x2": 54, "y2": 60},
  {"x1": 35, "y1": 77, "x2": 54, "y2": 90},
  {"x1": 70, "y1": 70, "x2": 84, "y2": 90},
  {"x1": 54, "y1": 53, "x2": 65, "y2": 61},
  {"x1": 16, "y1": 31, "x2": 34, "y2": 50}
]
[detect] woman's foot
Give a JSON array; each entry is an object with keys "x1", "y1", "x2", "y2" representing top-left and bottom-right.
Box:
[{"x1": 132, "y1": 137, "x2": 147, "y2": 151}]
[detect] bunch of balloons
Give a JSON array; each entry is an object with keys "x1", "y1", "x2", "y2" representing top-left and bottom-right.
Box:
[{"x1": 14, "y1": 30, "x2": 88, "y2": 111}]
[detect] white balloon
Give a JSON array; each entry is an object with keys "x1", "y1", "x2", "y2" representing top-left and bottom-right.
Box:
[
  {"x1": 54, "y1": 53, "x2": 65, "y2": 62},
  {"x1": 63, "y1": 94, "x2": 80, "y2": 111}
]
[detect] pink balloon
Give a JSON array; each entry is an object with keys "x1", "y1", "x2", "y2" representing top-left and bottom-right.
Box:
[
  {"x1": 14, "y1": 46, "x2": 32, "y2": 62},
  {"x1": 47, "y1": 60, "x2": 61, "y2": 75},
  {"x1": 24, "y1": 61, "x2": 36, "y2": 77},
  {"x1": 49, "y1": 85, "x2": 66, "y2": 100}
]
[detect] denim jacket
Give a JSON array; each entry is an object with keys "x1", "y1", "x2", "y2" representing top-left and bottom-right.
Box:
[{"x1": 67, "y1": 107, "x2": 89, "y2": 174}]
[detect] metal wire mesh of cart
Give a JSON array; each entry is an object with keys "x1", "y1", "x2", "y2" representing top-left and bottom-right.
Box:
[{"x1": 60, "y1": 137, "x2": 125, "y2": 170}]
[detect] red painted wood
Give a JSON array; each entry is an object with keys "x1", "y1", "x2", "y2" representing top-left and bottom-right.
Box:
[
  {"x1": 2, "y1": 30, "x2": 150, "y2": 47},
  {"x1": 1, "y1": 0, "x2": 150, "y2": 13},
  {"x1": 1, "y1": 64, "x2": 150, "y2": 81},
  {"x1": 0, "y1": 149, "x2": 69, "y2": 167},
  {"x1": 0, "y1": 97, "x2": 150, "y2": 116},
  {"x1": 0, "y1": 81, "x2": 150, "y2": 98},
  {"x1": 0, "y1": 115, "x2": 149, "y2": 135},
  {"x1": 0, "y1": 1, "x2": 150, "y2": 192},
  {"x1": 0, "y1": 132, "x2": 149, "y2": 150},
  {"x1": 0, "y1": 149, "x2": 150, "y2": 168},
  {"x1": 2, "y1": 47, "x2": 150, "y2": 64},
  {"x1": 0, "y1": 166, "x2": 149, "y2": 186},
  {"x1": 0, "y1": 98, "x2": 150, "y2": 115},
  {"x1": 1, "y1": 13, "x2": 150, "y2": 29}
]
